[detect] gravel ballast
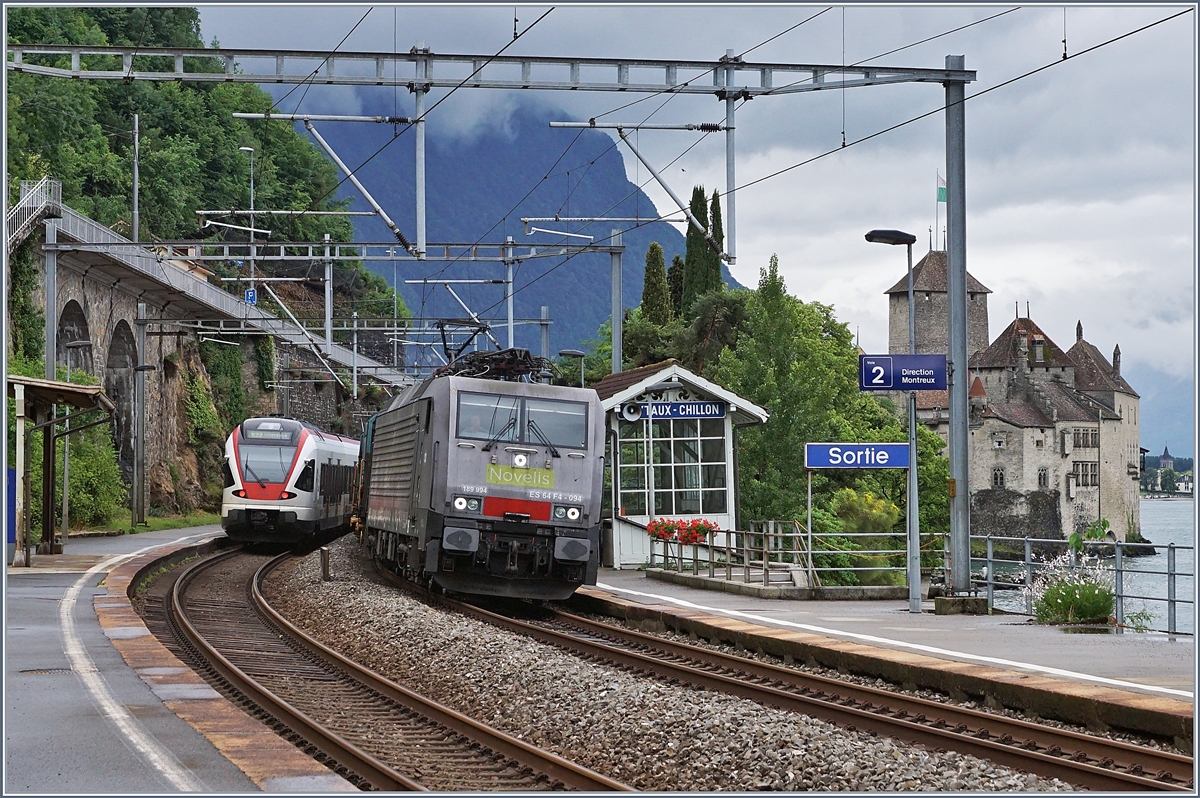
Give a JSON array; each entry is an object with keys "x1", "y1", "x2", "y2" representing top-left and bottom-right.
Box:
[{"x1": 265, "y1": 535, "x2": 1074, "y2": 791}]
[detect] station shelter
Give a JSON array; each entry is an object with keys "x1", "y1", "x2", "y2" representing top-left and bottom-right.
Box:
[{"x1": 590, "y1": 360, "x2": 768, "y2": 569}]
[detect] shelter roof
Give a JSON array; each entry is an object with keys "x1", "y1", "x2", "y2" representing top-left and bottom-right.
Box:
[
  {"x1": 593, "y1": 361, "x2": 769, "y2": 427},
  {"x1": 884, "y1": 250, "x2": 991, "y2": 295},
  {"x1": 6, "y1": 375, "x2": 115, "y2": 413}
]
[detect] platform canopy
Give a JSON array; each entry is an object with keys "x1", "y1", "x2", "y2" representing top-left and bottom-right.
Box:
[{"x1": 6, "y1": 374, "x2": 116, "y2": 413}]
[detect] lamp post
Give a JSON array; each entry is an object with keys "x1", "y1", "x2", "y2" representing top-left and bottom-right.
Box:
[
  {"x1": 866, "y1": 228, "x2": 921, "y2": 613},
  {"x1": 558, "y1": 349, "x2": 586, "y2": 388},
  {"x1": 60, "y1": 340, "x2": 91, "y2": 551},
  {"x1": 239, "y1": 146, "x2": 255, "y2": 293}
]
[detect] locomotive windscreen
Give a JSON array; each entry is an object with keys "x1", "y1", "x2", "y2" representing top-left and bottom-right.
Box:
[
  {"x1": 237, "y1": 418, "x2": 301, "y2": 484},
  {"x1": 456, "y1": 393, "x2": 520, "y2": 442},
  {"x1": 456, "y1": 392, "x2": 588, "y2": 449},
  {"x1": 526, "y1": 398, "x2": 588, "y2": 449}
]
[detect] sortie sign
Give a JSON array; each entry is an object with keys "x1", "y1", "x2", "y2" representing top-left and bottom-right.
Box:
[{"x1": 805, "y1": 442, "x2": 910, "y2": 469}]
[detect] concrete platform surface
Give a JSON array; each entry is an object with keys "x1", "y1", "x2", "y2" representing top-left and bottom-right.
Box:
[
  {"x1": 591, "y1": 566, "x2": 1196, "y2": 699},
  {"x1": 4, "y1": 526, "x2": 355, "y2": 793}
]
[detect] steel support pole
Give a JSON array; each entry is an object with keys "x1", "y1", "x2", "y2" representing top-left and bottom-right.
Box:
[
  {"x1": 132, "y1": 113, "x2": 139, "y2": 243},
  {"x1": 352, "y1": 311, "x2": 358, "y2": 397},
  {"x1": 504, "y1": 237, "x2": 515, "y2": 348},
  {"x1": 44, "y1": 222, "x2": 57, "y2": 381},
  {"x1": 906, "y1": 241, "x2": 921, "y2": 612},
  {"x1": 610, "y1": 230, "x2": 623, "y2": 374},
  {"x1": 945, "y1": 55, "x2": 970, "y2": 595},
  {"x1": 414, "y1": 71, "x2": 427, "y2": 259},
  {"x1": 14, "y1": 384, "x2": 26, "y2": 565},
  {"x1": 724, "y1": 50, "x2": 736, "y2": 266},
  {"x1": 539, "y1": 306, "x2": 550, "y2": 360},
  {"x1": 324, "y1": 233, "x2": 333, "y2": 354},
  {"x1": 61, "y1": 350, "x2": 70, "y2": 549},
  {"x1": 134, "y1": 302, "x2": 147, "y2": 527}
]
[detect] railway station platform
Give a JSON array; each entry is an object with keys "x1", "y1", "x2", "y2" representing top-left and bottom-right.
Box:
[
  {"x1": 580, "y1": 567, "x2": 1195, "y2": 746},
  {"x1": 4, "y1": 526, "x2": 356, "y2": 793}
]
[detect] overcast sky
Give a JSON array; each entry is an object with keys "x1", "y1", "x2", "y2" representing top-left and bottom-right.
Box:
[{"x1": 199, "y1": 3, "x2": 1195, "y2": 429}]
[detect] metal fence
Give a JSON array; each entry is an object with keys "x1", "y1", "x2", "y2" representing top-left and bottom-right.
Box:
[
  {"x1": 8, "y1": 177, "x2": 63, "y2": 253},
  {"x1": 646, "y1": 520, "x2": 911, "y2": 588},
  {"x1": 971, "y1": 534, "x2": 1194, "y2": 634}
]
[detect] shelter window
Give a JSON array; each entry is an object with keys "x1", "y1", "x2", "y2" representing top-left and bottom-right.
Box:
[{"x1": 615, "y1": 413, "x2": 728, "y2": 517}]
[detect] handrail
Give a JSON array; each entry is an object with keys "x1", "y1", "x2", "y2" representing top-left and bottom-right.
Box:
[{"x1": 6, "y1": 177, "x2": 62, "y2": 254}]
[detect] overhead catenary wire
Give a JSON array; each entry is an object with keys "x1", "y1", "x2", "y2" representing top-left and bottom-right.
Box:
[{"x1": 471, "y1": 6, "x2": 1193, "y2": 321}]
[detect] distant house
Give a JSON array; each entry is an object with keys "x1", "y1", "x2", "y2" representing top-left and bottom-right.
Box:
[{"x1": 886, "y1": 253, "x2": 1140, "y2": 541}]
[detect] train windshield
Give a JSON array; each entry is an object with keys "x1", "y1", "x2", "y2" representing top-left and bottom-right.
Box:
[
  {"x1": 238, "y1": 419, "x2": 301, "y2": 484},
  {"x1": 526, "y1": 398, "x2": 588, "y2": 449},
  {"x1": 457, "y1": 393, "x2": 520, "y2": 443}
]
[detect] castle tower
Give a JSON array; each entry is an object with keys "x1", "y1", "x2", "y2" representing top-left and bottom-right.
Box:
[{"x1": 885, "y1": 250, "x2": 991, "y2": 356}]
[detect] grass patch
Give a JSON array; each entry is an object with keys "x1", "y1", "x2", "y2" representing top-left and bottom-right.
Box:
[{"x1": 78, "y1": 511, "x2": 221, "y2": 536}]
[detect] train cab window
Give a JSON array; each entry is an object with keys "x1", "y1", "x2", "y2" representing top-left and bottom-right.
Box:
[
  {"x1": 294, "y1": 460, "x2": 315, "y2": 492},
  {"x1": 221, "y1": 459, "x2": 236, "y2": 488},
  {"x1": 457, "y1": 393, "x2": 520, "y2": 443},
  {"x1": 525, "y1": 398, "x2": 588, "y2": 449},
  {"x1": 238, "y1": 419, "x2": 301, "y2": 484}
]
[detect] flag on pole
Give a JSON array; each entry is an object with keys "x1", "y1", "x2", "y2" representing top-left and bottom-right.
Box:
[{"x1": 937, "y1": 173, "x2": 947, "y2": 202}]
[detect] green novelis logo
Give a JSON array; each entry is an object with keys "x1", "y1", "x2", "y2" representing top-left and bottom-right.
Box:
[{"x1": 486, "y1": 464, "x2": 554, "y2": 488}]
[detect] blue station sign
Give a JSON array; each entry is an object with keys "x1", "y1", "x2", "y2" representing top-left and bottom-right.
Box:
[
  {"x1": 624, "y1": 401, "x2": 727, "y2": 420},
  {"x1": 244, "y1": 288, "x2": 258, "y2": 306},
  {"x1": 859, "y1": 354, "x2": 947, "y2": 391},
  {"x1": 805, "y1": 442, "x2": 910, "y2": 469}
]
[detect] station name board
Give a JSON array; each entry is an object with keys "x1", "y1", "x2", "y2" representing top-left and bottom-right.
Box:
[{"x1": 622, "y1": 401, "x2": 727, "y2": 421}]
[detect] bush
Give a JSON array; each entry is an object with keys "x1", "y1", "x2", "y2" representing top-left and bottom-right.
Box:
[{"x1": 1028, "y1": 553, "x2": 1115, "y2": 624}]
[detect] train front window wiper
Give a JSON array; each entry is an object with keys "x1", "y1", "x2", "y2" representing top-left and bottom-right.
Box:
[
  {"x1": 527, "y1": 419, "x2": 560, "y2": 458},
  {"x1": 481, "y1": 416, "x2": 517, "y2": 452},
  {"x1": 242, "y1": 462, "x2": 267, "y2": 488}
]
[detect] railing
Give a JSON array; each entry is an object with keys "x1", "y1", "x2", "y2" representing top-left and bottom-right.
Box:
[
  {"x1": 646, "y1": 521, "x2": 828, "y2": 587},
  {"x1": 972, "y1": 534, "x2": 1194, "y2": 634},
  {"x1": 7, "y1": 177, "x2": 62, "y2": 253}
]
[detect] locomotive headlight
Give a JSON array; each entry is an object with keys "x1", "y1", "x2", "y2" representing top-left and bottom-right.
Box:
[
  {"x1": 553, "y1": 506, "x2": 567, "y2": 519},
  {"x1": 566, "y1": 507, "x2": 581, "y2": 521},
  {"x1": 513, "y1": 453, "x2": 529, "y2": 468},
  {"x1": 466, "y1": 498, "x2": 481, "y2": 512},
  {"x1": 453, "y1": 496, "x2": 469, "y2": 511}
]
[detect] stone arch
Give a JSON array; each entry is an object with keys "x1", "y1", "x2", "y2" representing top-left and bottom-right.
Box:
[
  {"x1": 56, "y1": 299, "x2": 94, "y2": 375},
  {"x1": 106, "y1": 320, "x2": 137, "y2": 484}
]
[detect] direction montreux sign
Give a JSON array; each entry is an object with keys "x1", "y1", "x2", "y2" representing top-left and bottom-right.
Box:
[
  {"x1": 628, "y1": 401, "x2": 727, "y2": 420},
  {"x1": 805, "y1": 442, "x2": 910, "y2": 469},
  {"x1": 859, "y1": 354, "x2": 947, "y2": 391}
]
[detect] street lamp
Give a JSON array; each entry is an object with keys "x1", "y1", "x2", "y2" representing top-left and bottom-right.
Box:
[
  {"x1": 239, "y1": 146, "x2": 256, "y2": 293},
  {"x1": 865, "y1": 228, "x2": 921, "y2": 613},
  {"x1": 60, "y1": 340, "x2": 91, "y2": 551},
  {"x1": 558, "y1": 349, "x2": 586, "y2": 388}
]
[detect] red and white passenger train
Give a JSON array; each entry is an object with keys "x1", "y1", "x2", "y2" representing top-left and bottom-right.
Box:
[{"x1": 221, "y1": 416, "x2": 359, "y2": 544}]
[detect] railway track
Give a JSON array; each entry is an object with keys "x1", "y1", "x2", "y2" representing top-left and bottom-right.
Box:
[
  {"x1": 378, "y1": 571, "x2": 1190, "y2": 792},
  {"x1": 160, "y1": 548, "x2": 630, "y2": 791}
]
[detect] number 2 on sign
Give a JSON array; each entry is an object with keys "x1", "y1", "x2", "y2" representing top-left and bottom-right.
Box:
[{"x1": 870, "y1": 365, "x2": 885, "y2": 384}]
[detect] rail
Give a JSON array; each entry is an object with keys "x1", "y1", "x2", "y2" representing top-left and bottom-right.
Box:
[{"x1": 972, "y1": 534, "x2": 1194, "y2": 634}]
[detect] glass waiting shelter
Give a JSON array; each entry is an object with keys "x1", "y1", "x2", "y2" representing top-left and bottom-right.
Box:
[{"x1": 591, "y1": 360, "x2": 768, "y2": 569}]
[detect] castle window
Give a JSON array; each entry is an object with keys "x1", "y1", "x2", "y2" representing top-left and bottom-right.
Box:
[
  {"x1": 1038, "y1": 468, "x2": 1049, "y2": 489},
  {"x1": 992, "y1": 468, "x2": 1005, "y2": 488},
  {"x1": 1072, "y1": 461, "x2": 1099, "y2": 487},
  {"x1": 1090, "y1": 430, "x2": 1099, "y2": 448}
]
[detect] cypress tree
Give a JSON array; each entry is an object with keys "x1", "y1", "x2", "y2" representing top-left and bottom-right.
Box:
[
  {"x1": 681, "y1": 185, "x2": 710, "y2": 315},
  {"x1": 705, "y1": 189, "x2": 725, "y2": 296},
  {"x1": 668, "y1": 255, "x2": 685, "y2": 317},
  {"x1": 640, "y1": 242, "x2": 672, "y2": 326}
]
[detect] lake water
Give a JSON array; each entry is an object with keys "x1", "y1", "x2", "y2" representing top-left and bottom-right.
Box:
[{"x1": 991, "y1": 498, "x2": 1195, "y2": 634}]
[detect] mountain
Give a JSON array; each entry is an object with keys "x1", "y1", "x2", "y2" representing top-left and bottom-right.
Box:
[{"x1": 302, "y1": 99, "x2": 741, "y2": 359}]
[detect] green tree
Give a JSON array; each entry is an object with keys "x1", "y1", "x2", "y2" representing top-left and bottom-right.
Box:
[
  {"x1": 640, "y1": 242, "x2": 672, "y2": 326},
  {"x1": 622, "y1": 307, "x2": 673, "y2": 369},
  {"x1": 681, "y1": 185, "x2": 710, "y2": 315},
  {"x1": 668, "y1": 255, "x2": 685, "y2": 317},
  {"x1": 1161, "y1": 469, "x2": 1178, "y2": 494},
  {"x1": 669, "y1": 289, "x2": 750, "y2": 376}
]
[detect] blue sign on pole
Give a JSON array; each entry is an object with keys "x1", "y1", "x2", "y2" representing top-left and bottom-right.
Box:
[
  {"x1": 859, "y1": 354, "x2": 947, "y2": 391},
  {"x1": 805, "y1": 442, "x2": 910, "y2": 469},
  {"x1": 245, "y1": 288, "x2": 258, "y2": 306}
]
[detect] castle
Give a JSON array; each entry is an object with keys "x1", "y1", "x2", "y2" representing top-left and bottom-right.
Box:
[{"x1": 886, "y1": 251, "x2": 1141, "y2": 541}]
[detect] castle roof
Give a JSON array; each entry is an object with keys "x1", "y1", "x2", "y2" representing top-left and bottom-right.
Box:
[
  {"x1": 884, "y1": 250, "x2": 992, "y2": 295},
  {"x1": 982, "y1": 401, "x2": 1053, "y2": 428},
  {"x1": 969, "y1": 317, "x2": 1074, "y2": 370},
  {"x1": 1066, "y1": 338, "x2": 1139, "y2": 398}
]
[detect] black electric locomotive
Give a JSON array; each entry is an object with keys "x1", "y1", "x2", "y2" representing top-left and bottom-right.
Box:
[{"x1": 355, "y1": 349, "x2": 605, "y2": 600}]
